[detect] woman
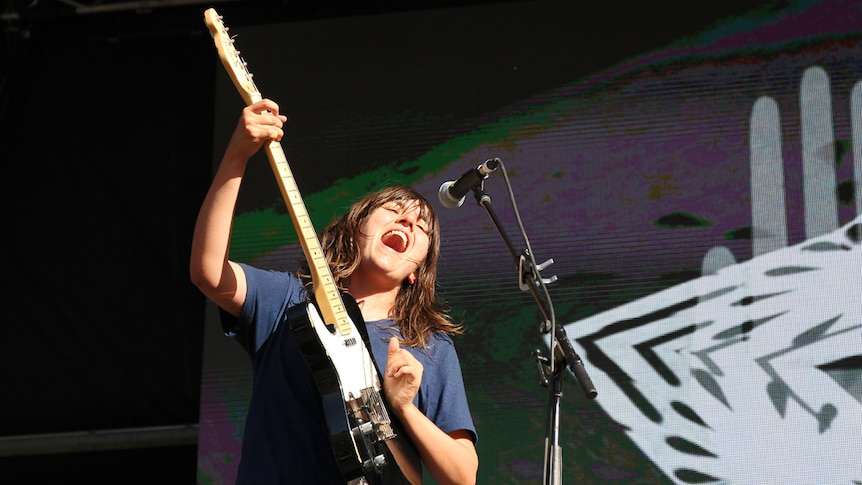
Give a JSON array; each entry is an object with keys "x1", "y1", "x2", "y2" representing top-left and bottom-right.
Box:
[{"x1": 190, "y1": 98, "x2": 478, "y2": 484}]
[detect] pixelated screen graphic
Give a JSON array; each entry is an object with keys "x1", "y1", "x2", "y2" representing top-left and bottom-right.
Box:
[{"x1": 197, "y1": 2, "x2": 861, "y2": 483}]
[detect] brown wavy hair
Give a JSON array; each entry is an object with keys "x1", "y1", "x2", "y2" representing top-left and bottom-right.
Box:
[{"x1": 298, "y1": 185, "x2": 462, "y2": 347}]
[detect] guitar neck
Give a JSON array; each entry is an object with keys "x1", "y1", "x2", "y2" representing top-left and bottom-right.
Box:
[
  {"x1": 262, "y1": 141, "x2": 353, "y2": 336},
  {"x1": 202, "y1": 8, "x2": 353, "y2": 336}
]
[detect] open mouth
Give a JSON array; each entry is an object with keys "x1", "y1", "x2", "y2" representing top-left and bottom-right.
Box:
[{"x1": 381, "y1": 230, "x2": 408, "y2": 253}]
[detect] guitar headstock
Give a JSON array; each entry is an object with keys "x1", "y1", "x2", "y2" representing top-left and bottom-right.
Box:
[{"x1": 204, "y1": 8, "x2": 261, "y2": 106}]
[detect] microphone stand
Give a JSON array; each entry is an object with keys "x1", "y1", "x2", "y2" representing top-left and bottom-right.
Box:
[{"x1": 467, "y1": 180, "x2": 597, "y2": 485}]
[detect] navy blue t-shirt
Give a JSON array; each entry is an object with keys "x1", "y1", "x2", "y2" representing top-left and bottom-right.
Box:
[{"x1": 221, "y1": 263, "x2": 476, "y2": 485}]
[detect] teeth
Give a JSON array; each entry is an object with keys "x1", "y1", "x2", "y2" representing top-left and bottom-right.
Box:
[{"x1": 382, "y1": 230, "x2": 408, "y2": 252}]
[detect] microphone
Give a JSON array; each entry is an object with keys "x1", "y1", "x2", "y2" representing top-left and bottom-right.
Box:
[{"x1": 438, "y1": 158, "x2": 500, "y2": 208}]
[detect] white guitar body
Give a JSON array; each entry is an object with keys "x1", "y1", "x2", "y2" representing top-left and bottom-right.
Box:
[{"x1": 289, "y1": 301, "x2": 404, "y2": 483}]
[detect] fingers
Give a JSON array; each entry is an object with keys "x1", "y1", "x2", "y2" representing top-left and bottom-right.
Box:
[
  {"x1": 249, "y1": 98, "x2": 284, "y2": 117},
  {"x1": 387, "y1": 337, "x2": 407, "y2": 378},
  {"x1": 386, "y1": 337, "x2": 422, "y2": 380},
  {"x1": 383, "y1": 338, "x2": 422, "y2": 412},
  {"x1": 239, "y1": 98, "x2": 288, "y2": 144},
  {"x1": 250, "y1": 98, "x2": 288, "y2": 124}
]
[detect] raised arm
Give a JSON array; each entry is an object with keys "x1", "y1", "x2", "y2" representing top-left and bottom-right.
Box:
[{"x1": 189, "y1": 99, "x2": 288, "y2": 316}]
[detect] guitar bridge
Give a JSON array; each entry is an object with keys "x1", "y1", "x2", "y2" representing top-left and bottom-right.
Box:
[{"x1": 347, "y1": 389, "x2": 397, "y2": 442}]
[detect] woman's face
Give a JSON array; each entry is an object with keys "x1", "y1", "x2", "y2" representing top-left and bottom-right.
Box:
[{"x1": 353, "y1": 200, "x2": 431, "y2": 288}]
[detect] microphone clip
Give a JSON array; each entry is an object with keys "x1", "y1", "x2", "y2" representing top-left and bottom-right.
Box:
[{"x1": 518, "y1": 252, "x2": 558, "y2": 293}]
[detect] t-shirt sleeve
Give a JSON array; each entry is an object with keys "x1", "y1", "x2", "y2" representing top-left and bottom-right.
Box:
[
  {"x1": 420, "y1": 336, "x2": 478, "y2": 444},
  {"x1": 219, "y1": 263, "x2": 306, "y2": 356}
]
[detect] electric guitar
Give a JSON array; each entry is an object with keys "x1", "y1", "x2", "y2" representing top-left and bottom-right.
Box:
[{"x1": 204, "y1": 9, "x2": 420, "y2": 484}]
